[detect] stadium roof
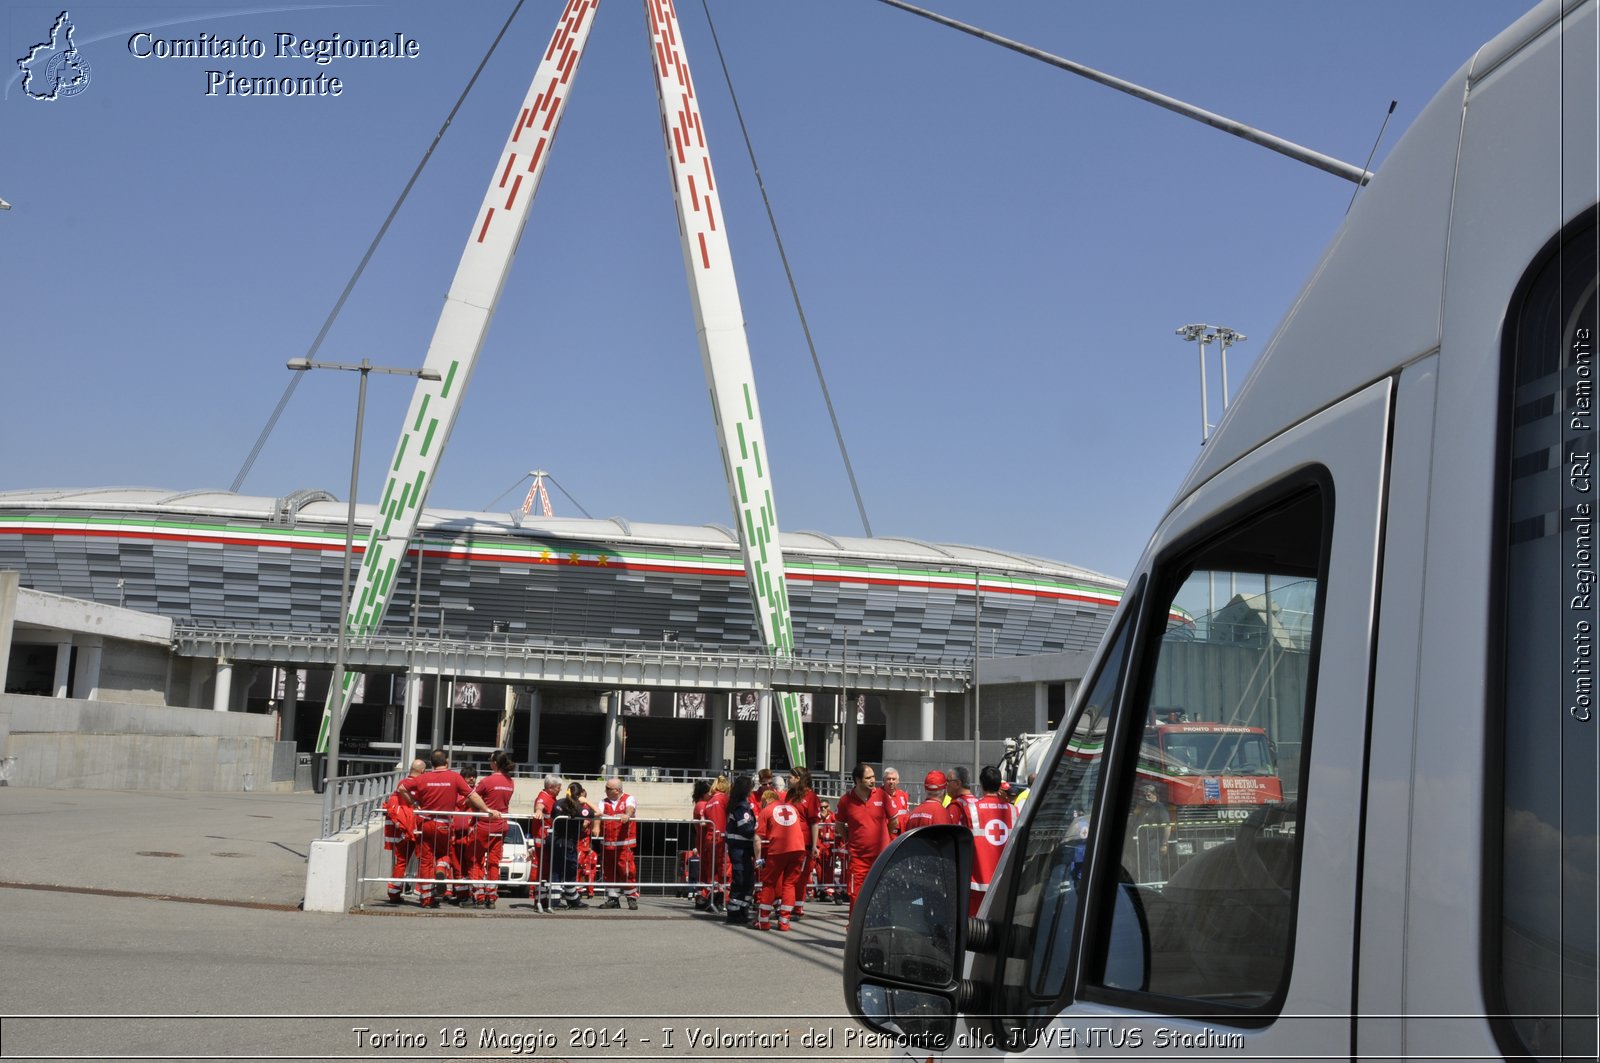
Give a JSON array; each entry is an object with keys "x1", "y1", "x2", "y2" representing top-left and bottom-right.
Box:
[{"x1": 0, "y1": 486, "x2": 1122, "y2": 587}]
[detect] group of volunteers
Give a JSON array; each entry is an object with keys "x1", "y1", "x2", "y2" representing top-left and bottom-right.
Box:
[
  {"x1": 688, "y1": 760, "x2": 1026, "y2": 929},
  {"x1": 383, "y1": 751, "x2": 645, "y2": 912},
  {"x1": 384, "y1": 750, "x2": 1026, "y2": 918},
  {"x1": 383, "y1": 749, "x2": 516, "y2": 909}
]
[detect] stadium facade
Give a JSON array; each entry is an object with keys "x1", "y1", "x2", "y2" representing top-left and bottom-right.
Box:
[{"x1": 0, "y1": 487, "x2": 1124, "y2": 774}]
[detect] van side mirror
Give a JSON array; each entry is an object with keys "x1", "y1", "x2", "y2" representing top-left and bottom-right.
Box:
[{"x1": 843, "y1": 825, "x2": 973, "y2": 1051}]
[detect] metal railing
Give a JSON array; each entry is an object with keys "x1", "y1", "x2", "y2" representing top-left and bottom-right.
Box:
[
  {"x1": 171, "y1": 621, "x2": 974, "y2": 692},
  {"x1": 320, "y1": 767, "x2": 401, "y2": 838}
]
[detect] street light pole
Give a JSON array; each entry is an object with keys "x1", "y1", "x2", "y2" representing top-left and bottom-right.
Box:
[
  {"x1": 1213, "y1": 326, "x2": 1247, "y2": 412},
  {"x1": 973, "y1": 571, "x2": 982, "y2": 778},
  {"x1": 1174, "y1": 323, "x2": 1247, "y2": 445},
  {"x1": 437, "y1": 603, "x2": 473, "y2": 758},
  {"x1": 819, "y1": 624, "x2": 874, "y2": 779},
  {"x1": 288, "y1": 357, "x2": 440, "y2": 789}
]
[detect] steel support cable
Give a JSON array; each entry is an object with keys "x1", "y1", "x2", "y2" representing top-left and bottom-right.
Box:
[
  {"x1": 484, "y1": 472, "x2": 592, "y2": 518},
  {"x1": 699, "y1": 0, "x2": 875, "y2": 538},
  {"x1": 230, "y1": 0, "x2": 533, "y2": 493},
  {"x1": 869, "y1": 0, "x2": 1371, "y2": 186},
  {"x1": 543, "y1": 473, "x2": 593, "y2": 518}
]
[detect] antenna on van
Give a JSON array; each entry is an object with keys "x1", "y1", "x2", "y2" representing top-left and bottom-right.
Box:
[
  {"x1": 872, "y1": 0, "x2": 1373, "y2": 185},
  {"x1": 1346, "y1": 101, "x2": 1399, "y2": 215}
]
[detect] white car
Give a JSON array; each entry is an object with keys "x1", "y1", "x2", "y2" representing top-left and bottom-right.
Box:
[{"x1": 498, "y1": 820, "x2": 531, "y2": 897}]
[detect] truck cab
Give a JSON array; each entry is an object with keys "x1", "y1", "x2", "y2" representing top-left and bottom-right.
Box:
[{"x1": 844, "y1": 1, "x2": 1597, "y2": 1058}]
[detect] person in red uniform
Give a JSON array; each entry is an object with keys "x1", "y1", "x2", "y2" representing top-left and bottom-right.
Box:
[
  {"x1": 470, "y1": 751, "x2": 518, "y2": 908},
  {"x1": 529, "y1": 774, "x2": 561, "y2": 913},
  {"x1": 879, "y1": 766, "x2": 911, "y2": 835},
  {"x1": 945, "y1": 765, "x2": 980, "y2": 830},
  {"x1": 394, "y1": 749, "x2": 497, "y2": 908},
  {"x1": 834, "y1": 762, "x2": 894, "y2": 910},
  {"x1": 699, "y1": 775, "x2": 729, "y2": 912},
  {"x1": 784, "y1": 766, "x2": 822, "y2": 918},
  {"x1": 383, "y1": 758, "x2": 426, "y2": 904},
  {"x1": 751, "y1": 790, "x2": 780, "y2": 928},
  {"x1": 906, "y1": 770, "x2": 963, "y2": 830},
  {"x1": 969, "y1": 765, "x2": 1018, "y2": 916},
  {"x1": 756, "y1": 787, "x2": 809, "y2": 931},
  {"x1": 577, "y1": 832, "x2": 599, "y2": 897},
  {"x1": 600, "y1": 777, "x2": 640, "y2": 910},
  {"x1": 689, "y1": 779, "x2": 712, "y2": 909},
  {"x1": 449, "y1": 770, "x2": 480, "y2": 905},
  {"x1": 814, "y1": 800, "x2": 842, "y2": 903}
]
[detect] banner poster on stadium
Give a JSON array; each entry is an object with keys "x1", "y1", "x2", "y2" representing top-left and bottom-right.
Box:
[
  {"x1": 271, "y1": 667, "x2": 308, "y2": 702},
  {"x1": 674, "y1": 691, "x2": 707, "y2": 718},
  {"x1": 734, "y1": 690, "x2": 759, "y2": 722},
  {"x1": 798, "y1": 692, "x2": 813, "y2": 723},
  {"x1": 452, "y1": 682, "x2": 483, "y2": 710},
  {"x1": 622, "y1": 689, "x2": 652, "y2": 716}
]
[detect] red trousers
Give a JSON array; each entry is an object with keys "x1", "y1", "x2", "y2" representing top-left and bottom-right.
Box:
[
  {"x1": 756, "y1": 851, "x2": 805, "y2": 927},
  {"x1": 416, "y1": 821, "x2": 453, "y2": 897},
  {"x1": 698, "y1": 833, "x2": 726, "y2": 892},
  {"x1": 847, "y1": 852, "x2": 880, "y2": 910},
  {"x1": 470, "y1": 820, "x2": 505, "y2": 900},
  {"x1": 387, "y1": 837, "x2": 416, "y2": 897},
  {"x1": 601, "y1": 844, "x2": 638, "y2": 897}
]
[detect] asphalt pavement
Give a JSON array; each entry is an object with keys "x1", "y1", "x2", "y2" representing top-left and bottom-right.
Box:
[{"x1": 0, "y1": 787, "x2": 877, "y2": 1063}]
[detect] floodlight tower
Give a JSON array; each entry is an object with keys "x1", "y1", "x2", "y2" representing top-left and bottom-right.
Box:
[
  {"x1": 1175, "y1": 323, "x2": 1247, "y2": 444},
  {"x1": 1175, "y1": 323, "x2": 1215, "y2": 445}
]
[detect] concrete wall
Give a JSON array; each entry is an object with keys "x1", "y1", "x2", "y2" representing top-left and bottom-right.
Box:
[
  {"x1": 0, "y1": 693, "x2": 292, "y2": 791},
  {"x1": 88, "y1": 642, "x2": 172, "y2": 705},
  {"x1": 304, "y1": 821, "x2": 390, "y2": 913}
]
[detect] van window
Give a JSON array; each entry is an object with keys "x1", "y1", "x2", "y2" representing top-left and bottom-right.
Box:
[
  {"x1": 990, "y1": 611, "x2": 1135, "y2": 1045},
  {"x1": 1093, "y1": 487, "x2": 1325, "y2": 1014},
  {"x1": 1498, "y1": 214, "x2": 1598, "y2": 1061}
]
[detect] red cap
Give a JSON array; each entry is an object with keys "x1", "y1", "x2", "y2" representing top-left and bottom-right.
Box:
[{"x1": 924, "y1": 770, "x2": 947, "y2": 790}]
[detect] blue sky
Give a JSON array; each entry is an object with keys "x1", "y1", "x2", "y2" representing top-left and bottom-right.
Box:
[{"x1": 1, "y1": 0, "x2": 1530, "y2": 582}]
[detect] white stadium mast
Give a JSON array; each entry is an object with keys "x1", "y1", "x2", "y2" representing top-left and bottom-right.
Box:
[{"x1": 316, "y1": 0, "x2": 810, "y2": 769}]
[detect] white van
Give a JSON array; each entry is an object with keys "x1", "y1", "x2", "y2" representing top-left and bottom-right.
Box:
[{"x1": 844, "y1": 1, "x2": 1597, "y2": 1059}]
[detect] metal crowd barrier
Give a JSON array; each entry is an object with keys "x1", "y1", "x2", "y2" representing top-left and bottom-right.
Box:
[
  {"x1": 358, "y1": 808, "x2": 538, "y2": 902},
  {"x1": 320, "y1": 768, "x2": 402, "y2": 838},
  {"x1": 535, "y1": 815, "x2": 714, "y2": 901},
  {"x1": 354, "y1": 806, "x2": 862, "y2": 910}
]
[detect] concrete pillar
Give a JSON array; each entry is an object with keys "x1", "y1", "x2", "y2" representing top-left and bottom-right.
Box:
[
  {"x1": 843, "y1": 691, "x2": 858, "y2": 775},
  {"x1": 1034, "y1": 681, "x2": 1049, "y2": 733},
  {"x1": 212, "y1": 658, "x2": 232, "y2": 712},
  {"x1": 401, "y1": 670, "x2": 422, "y2": 769},
  {"x1": 720, "y1": 693, "x2": 736, "y2": 773},
  {"x1": 52, "y1": 638, "x2": 73, "y2": 698},
  {"x1": 281, "y1": 669, "x2": 300, "y2": 749},
  {"x1": 604, "y1": 690, "x2": 622, "y2": 770},
  {"x1": 709, "y1": 692, "x2": 731, "y2": 772},
  {"x1": 430, "y1": 672, "x2": 446, "y2": 751},
  {"x1": 755, "y1": 690, "x2": 772, "y2": 771},
  {"x1": 0, "y1": 571, "x2": 16, "y2": 696},
  {"x1": 524, "y1": 687, "x2": 542, "y2": 768},
  {"x1": 825, "y1": 693, "x2": 843, "y2": 774},
  {"x1": 496, "y1": 683, "x2": 516, "y2": 752},
  {"x1": 921, "y1": 691, "x2": 936, "y2": 742},
  {"x1": 233, "y1": 664, "x2": 255, "y2": 713},
  {"x1": 74, "y1": 637, "x2": 104, "y2": 702},
  {"x1": 187, "y1": 660, "x2": 207, "y2": 710}
]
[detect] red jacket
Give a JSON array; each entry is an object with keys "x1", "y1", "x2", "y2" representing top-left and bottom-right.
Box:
[{"x1": 758, "y1": 799, "x2": 808, "y2": 856}]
